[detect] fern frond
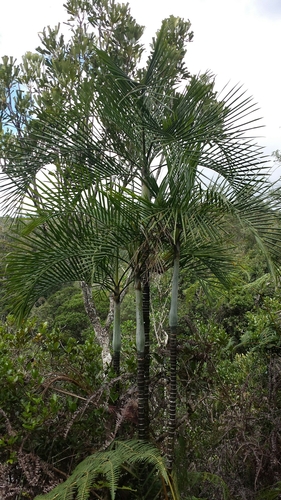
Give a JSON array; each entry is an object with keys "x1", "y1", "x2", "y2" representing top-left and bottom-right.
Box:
[
  {"x1": 76, "y1": 470, "x2": 92, "y2": 500},
  {"x1": 35, "y1": 439, "x2": 178, "y2": 500}
]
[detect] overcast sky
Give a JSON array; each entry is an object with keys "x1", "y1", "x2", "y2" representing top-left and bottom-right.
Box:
[{"x1": 0, "y1": 0, "x2": 280, "y2": 177}]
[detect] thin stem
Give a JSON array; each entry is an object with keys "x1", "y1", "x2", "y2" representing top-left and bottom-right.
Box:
[
  {"x1": 135, "y1": 275, "x2": 145, "y2": 353},
  {"x1": 112, "y1": 295, "x2": 121, "y2": 376}
]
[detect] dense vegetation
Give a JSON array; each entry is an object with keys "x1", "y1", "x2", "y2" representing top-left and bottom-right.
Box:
[
  {"x1": 1, "y1": 225, "x2": 281, "y2": 499},
  {"x1": 1, "y1": 1, "x2": 281, "y2": 499}
]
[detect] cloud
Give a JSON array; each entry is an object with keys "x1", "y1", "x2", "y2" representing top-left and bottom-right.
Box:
[{"x1": 254, "y1": 0, "x2": 281, "y2": 18}]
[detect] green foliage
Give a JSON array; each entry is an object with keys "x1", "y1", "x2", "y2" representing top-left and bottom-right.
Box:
[
  {"x1": 1, "y1": 244, "x2": 281, "y2": 498},
  {"x1": 0, "y1": 316, "x2": 105, "y2": 474},
  {"x1": 35, "y1": 439, "x2": 178, "y2": 500},
  {"x1": 1, "y1": 0, "x2": 281, "y2": 498},
  {"x1": 32, "y1": 284, "x2": 94, "y2": 339},
  {"x1": 238, "y1": 295, "x2": 281, "y2": 354}
]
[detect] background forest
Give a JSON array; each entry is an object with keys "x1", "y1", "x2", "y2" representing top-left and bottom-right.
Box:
[{"x1": 1, "y1": 1, "x2": 281, "y2": 499}]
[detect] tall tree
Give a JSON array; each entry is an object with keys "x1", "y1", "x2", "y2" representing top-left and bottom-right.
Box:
[{"x1": 2, "y1": 0, "x2": 281, "y2": 467}]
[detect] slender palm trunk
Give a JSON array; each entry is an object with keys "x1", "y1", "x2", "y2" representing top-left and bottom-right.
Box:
[
  {"x1": 140, "y1": 133, "x2": 151, "y2": 439},
  {"x1": 143, "y1": 274, "x2": 150, "y2": 436},
  {"x1": 112, "y1": 294, "x2": 121, "y2": 377},
  {"x1": 167, "y1": 245, "x2": 180, "y2": 470},
  {"x1": 135, "y1": 274, "x2": 147, "y2": 440},
  {"x1": 112, "y1": 255, "x2": 121, "y2": 377}
]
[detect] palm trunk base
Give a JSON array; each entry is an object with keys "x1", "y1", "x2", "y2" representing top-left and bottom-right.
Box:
[
  {"x1": 137, "y1": 351, "x2": 148, "y2": 440},
  {"x1": 167, "y1": 325, "x2": 177, "y2": 471},
  {"x1": 112, "y1": 350, "x2": 120, "y2": 377},
  {"x1": 111, "y1": 351, "x2": 120, "y2": 403}
]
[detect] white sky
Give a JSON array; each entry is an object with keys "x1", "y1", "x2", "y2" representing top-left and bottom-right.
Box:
[{"x1": 0, "y1": 0, "x2": 280, "y2": 177}]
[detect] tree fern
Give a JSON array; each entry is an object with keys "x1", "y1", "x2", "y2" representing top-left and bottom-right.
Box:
[{"x1": 35, "y1": 439, "x2": 178, "y2": 500}]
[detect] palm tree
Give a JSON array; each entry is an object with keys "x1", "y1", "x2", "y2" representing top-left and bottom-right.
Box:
[
  {"x1": 3, "y1": 177, "x2": 154, "y2": 438},
  {"x1": 2, "y1": 14, "x2": 281, "y2": 459},
  {"x1": 149, "y1": 171, "x2": 281, "y2": 469},
  {"x1": 91, "y1": 38, "x2": 281, "y2": 460}
]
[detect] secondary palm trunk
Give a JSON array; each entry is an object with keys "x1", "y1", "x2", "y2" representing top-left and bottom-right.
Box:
[
  {"x1": 143, "y1": 275, "x2": 150, "y2": 436},
  {"x1": 167, "y1": 246, "x2": 180, "y2": 470},
  {"x1": 135, "y1": 274, "x2": 147, "y2": 440},
  {"x1": 112, "y1": 293, "x2": 121, "y2": 377}
]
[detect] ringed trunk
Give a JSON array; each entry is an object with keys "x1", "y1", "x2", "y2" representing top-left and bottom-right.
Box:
[
  {"x1": 143, "y1": 275, "x2": 150, "y2": 435},
  {"x1": 135, "y1": 274, "x2": 147, "y2": 440},
  {"x1": 167, "y1": 246, "x2": 180, "y2": 470}
]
